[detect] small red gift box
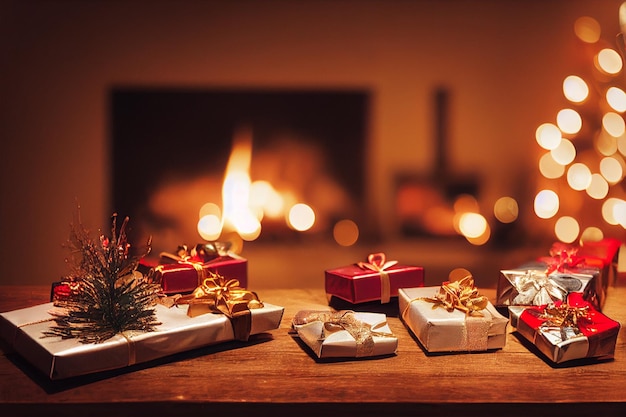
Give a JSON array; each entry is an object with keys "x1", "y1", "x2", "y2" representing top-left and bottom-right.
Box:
[
  {"x1": 325, "y1": 253, "x2": 424, "y2": 304},
  {"x1": 510, "y1": 292, "x2": 620, "y2": 364},
  {"x1": 538, "y1": 239, "x2": 622, "y2": 298},
  {"x1": 150, "y1": 254, "x2": 247, "y2": 295},
  {"x1": 575, "y1": 238, "x2": 621, "y2": 289}
]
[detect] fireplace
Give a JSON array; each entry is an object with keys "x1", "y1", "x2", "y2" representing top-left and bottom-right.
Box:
[{"x1": 110, "y1": 88, "x2": 370, "y2": 254}]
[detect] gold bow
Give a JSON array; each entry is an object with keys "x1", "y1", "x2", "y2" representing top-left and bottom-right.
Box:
[
  {"x1": 540, "y1": 303, "x2": 590, "y2": 328},
  {"x1": 357, "y1": 253, "x2": 398, "y2": 304},
  {"x1": 421, "y1": 274, "x2": 488, "y2": 316},
  {"x1": 174, "y1": 272, "x2": 263, "y2": 341},
  {"x1": 294, "y1": 310, "x2": 393, "y2": 357}
]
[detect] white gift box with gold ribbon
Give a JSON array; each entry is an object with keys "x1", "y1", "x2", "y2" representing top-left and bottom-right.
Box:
[
  {"x1": 399, "y1": 286, "x2": 508, "y2": 353},
  {"x1": 292, "y1": 310, "x2": 398, "y2": 358}
]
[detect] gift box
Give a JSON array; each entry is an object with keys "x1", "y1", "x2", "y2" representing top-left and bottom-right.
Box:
[
  {"x1": 149, "y1": 250, "x2": 248, "y2": 295},
  {"x1": 325, "y1": 253, "x2": 424, "y2": 304},
  {"x1": 496, "y1": 267, "x2": 602, "y2": 311},
  {"x1": 399, "y1": 277, "x2": 507, "y2": 353},
  {"x1": 575, "y1": 238, "x2": 621, "y2": 289},
  {"x1": 291, "y1": 310, "x2": 398, "y2": 358},
  {"x1": 509, "y1": 293, "x2": 620, "y2": 364},
  {"x1": 0, "y1": 299, "x2": 284, "y2": 380}
]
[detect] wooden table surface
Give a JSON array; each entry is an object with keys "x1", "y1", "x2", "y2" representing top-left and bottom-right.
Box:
[{"x1": 1, "y1": 284, "x2": 625, "y2": 417}]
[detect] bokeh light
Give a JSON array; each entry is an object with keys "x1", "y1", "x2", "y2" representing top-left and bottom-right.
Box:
[
  {"x1": 606, "y1": 87, "x2": 626, "y2": 112},
  {"x1": 566, "y1": 163, "x2": 592, "y2": 190},
  {"x1": 596, "y1": 131, "x2": 619, "y2": 156},
  {"x1": 464, "y1": 223, "x2": 491, "y2": 246},
  {"x1": 536, "y1": 123, "x2": 562, "y2": 150},
  {"x1": 333, "y1": 219, "x2": 359, "y2": 246},
  {"x1": 574, "y1": 16, "x2": 601, "y2": 43},
  {"x1": 580, "y1": 226, "x2": 604, "y2": 243},
  {"x1": 453, "y1": 194, "x2": 480, "y2": 213},
  {"x1": 458, "y1": 212, "x2": 487, "y2": 239},
  {"x1": 534, "y1": 190, "x2": 559, "y2": 219},
  {"x1": 556, "y1": 108, "x2": 582, "y2": 134},
  {"x1": 586, "y1": 173, "x2": 609, "y2": 199},
  {"x1": 563, "y1": 75, "x2": 589, "y2": 103},
  {"x1": 554, "y1": 216, "x2": 580, "y2": 243},
  {"x1": 287, "y1": 203, "x2": 315, "y2": 231},
  {"x1": 603, "y1": 112, "x2": 626, "y2": 137},
  {"x1": 602, "y1": 198, "x2": 624, "y2": 225},
  {"x1": 596, "y1": 48, "x2": 623, "y2": 75},
  {"x1": 539, "y1": 153, "x2": 565, "y2": 178},
  {"x1": 493, "y1": 196, "x2": 519, "y2": 223},
  {"x1": 615, "y1": 202, "x2": 626, "y2": 227},
  {"x1": 618, "y1": 134, "x2": 626, "y2": 156},
  {"x1": 600, "y1": 156, "x2": 623, "y2": 183},
  {"x1": 550, "y1": 138, "x2": 576, "y2": 165},
  {"x1": 197, "y1": 214, "x2": 222, "y2": 241}
]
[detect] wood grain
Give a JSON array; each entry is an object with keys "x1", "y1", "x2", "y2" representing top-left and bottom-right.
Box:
[{"x1": 1, "y1": 285, "x2": 625, "y2": 417}]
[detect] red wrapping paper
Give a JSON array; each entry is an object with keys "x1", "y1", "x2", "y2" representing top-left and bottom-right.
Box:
[
  {"x1": 515, "y1": 293, "x2": 620, "y2": 363},
  {"x1": 325, "y1": 254, "x2": 424, "y2": 304},
  {"x1": 150, "y1": 255, "x2": 247, "y2": 294},
  {"x1": 576, "y1": 238, "x2": 621, "y2": 288}
]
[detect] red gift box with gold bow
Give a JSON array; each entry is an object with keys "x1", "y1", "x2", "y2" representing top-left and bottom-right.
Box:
[
  {"x1": 509, "y1": 292, "x2": 620, "y2": 364},
  {"x1": 145, "y1": 243, "x2": 248, "y2": 295},
  {"x1": 325, "y1": 253, "x2": 424, "y2": 304}
]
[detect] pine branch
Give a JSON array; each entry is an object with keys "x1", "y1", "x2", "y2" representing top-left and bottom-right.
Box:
[{"x1": 44, "y1": 212, "x2": 161, "y2": 344}]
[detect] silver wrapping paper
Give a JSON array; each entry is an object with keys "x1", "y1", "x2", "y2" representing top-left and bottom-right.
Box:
[{"x1": 0, "y1": 301, "x2": 284, "y2": 379}]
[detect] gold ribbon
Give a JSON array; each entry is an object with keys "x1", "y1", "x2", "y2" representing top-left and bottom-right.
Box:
[
  {"x1": 357, "y1": 253, "x2": 398, "y2": 304},
  {"x1": 294, "y1": 310, "x2": 394, "y2": 357},
  {"x1": 419, "y1": 274, "x2": 488, "y2": 316},
  {"x1": 173, "y1": 272, "x2": 263, "y2": 341},
  {"x1": 540, "y1": 303, "x2": 590, "y2": 329},
  {"x1": 526, "y1": 302, "x2": 591, "y2": 343},
  {"x1": 402, "y1": 274, "x2": 491, "y2": 351}
]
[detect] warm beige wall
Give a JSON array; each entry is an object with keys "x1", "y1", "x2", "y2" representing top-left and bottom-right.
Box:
[{"x1": 0, "y1": 0, "x2": 622, "y2": 285}]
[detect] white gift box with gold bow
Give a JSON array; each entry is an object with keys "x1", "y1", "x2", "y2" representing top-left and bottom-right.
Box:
[
  {"x1": 399, "y1": 287, "x2": 508, "y2": 353},
  {"x1": 292, "y1": 310, "x2": 398, "y2": 358}
]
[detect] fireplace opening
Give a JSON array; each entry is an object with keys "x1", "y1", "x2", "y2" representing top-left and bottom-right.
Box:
[{"x1": 110, "y1": 88, "x2": 370, "y2": 254}]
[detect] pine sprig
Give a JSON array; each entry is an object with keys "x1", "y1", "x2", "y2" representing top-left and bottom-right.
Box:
[{"x1": 44, "y1": 212, "x2": 161, "y2": 343}]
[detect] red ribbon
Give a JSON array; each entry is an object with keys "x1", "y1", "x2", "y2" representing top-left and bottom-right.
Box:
[{"x1": 540, "y1": 242, "x2": 586, "y2": 275}]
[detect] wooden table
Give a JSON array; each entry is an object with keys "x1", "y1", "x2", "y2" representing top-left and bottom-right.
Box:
[{"x1": 1, "y1": 285, "x2": 625, "y2": 417}]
